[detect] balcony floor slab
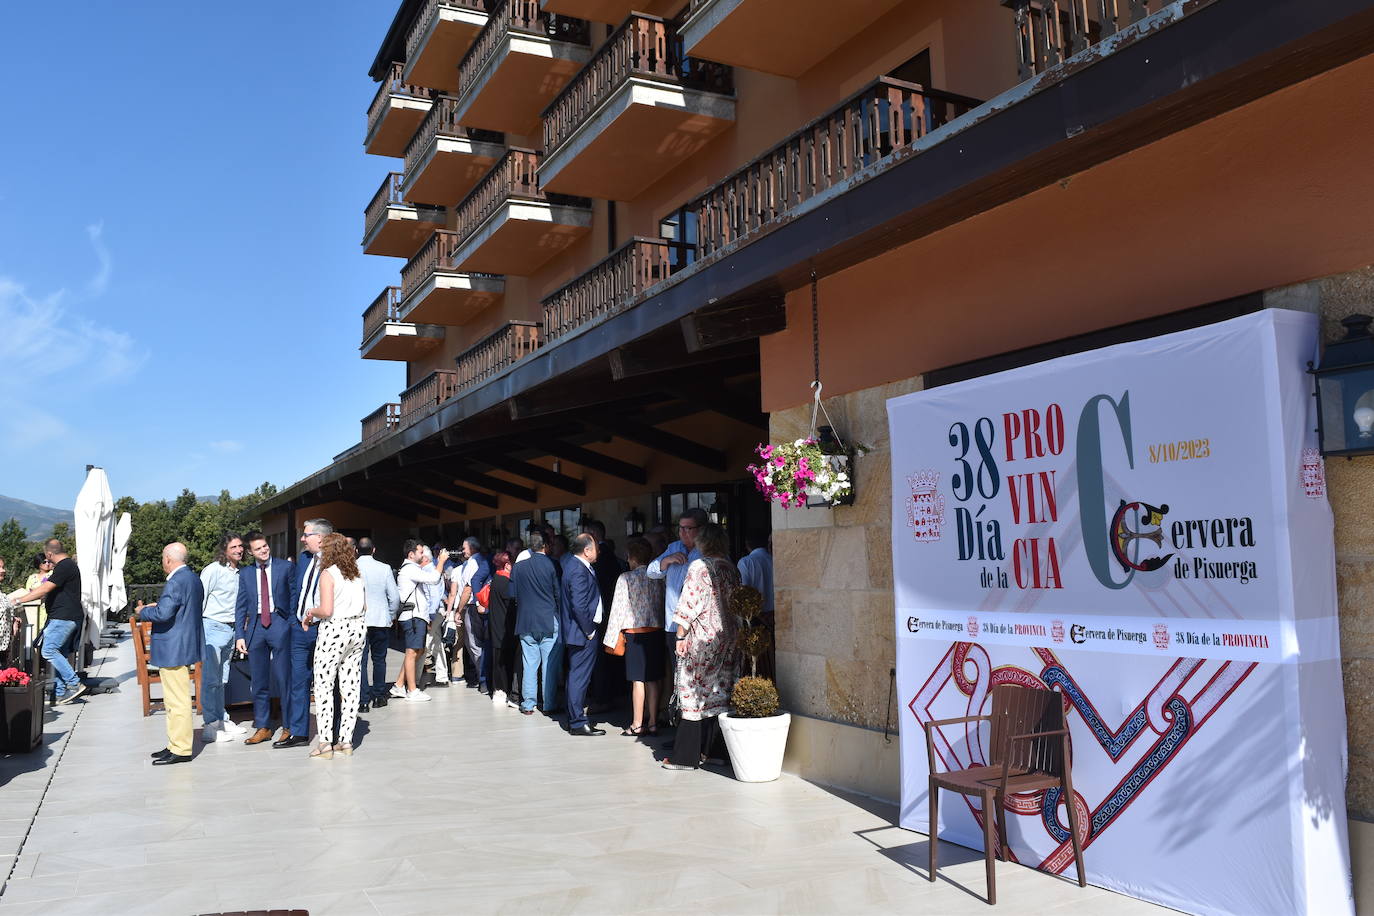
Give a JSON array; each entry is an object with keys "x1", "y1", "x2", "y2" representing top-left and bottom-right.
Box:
[
  {"x1": 541, "y1": 77, "x2": 736, "y2": 201},
  {"x1": 402, "y1": 136, "x2": 506, "y2": 207},
  {"x1": 399, "y1": 272, "x2": 506, "y2": 325},
  {"x1": 454, "y1": 33, "x2": 591, "y2": 135},
  {"x1": 404, "y1": 5, "x2": 488, "y2": 92},
  {"x1": 454, "y1": 200, "x2": 592, "y2": 276}
]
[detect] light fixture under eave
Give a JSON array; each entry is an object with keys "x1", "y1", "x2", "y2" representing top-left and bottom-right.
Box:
[{"x1": 1309, "y1": 313, "x2": 1374, "y2": 457}]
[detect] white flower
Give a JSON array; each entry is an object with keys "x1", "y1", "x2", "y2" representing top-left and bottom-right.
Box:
[
  {"x1": 836, "y1": 473, "x2": 849, "y2": 483},
  {"x1": 794, "y1": 438, "x2": 806, "y2": 447}
]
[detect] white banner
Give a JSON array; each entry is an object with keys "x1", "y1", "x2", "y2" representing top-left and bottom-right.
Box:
[{"x1": 888, "y1": 310, "x2": 1351, "y2": 916}]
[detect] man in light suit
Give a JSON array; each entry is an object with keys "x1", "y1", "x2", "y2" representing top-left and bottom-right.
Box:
[
  {"x1": 135, "y1": 543, "x2": 205, "y2": 766},
  {"x1": 356, "y1": 538, "x2": 399, "y2": 709},
  {"x1": 235, "y1": 531, "x2": 296, "y2": 745},
  {"x1": 283, "y1": 518, "x2": 332, "y2": 749},
  {"x1": 561, "y1": 533, "x2": 605, "y2": 736}
]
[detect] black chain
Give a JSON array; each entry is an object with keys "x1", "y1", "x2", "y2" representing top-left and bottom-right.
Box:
[{"x1": 810, "y1": 269, "x2": 821, "y2": 384}]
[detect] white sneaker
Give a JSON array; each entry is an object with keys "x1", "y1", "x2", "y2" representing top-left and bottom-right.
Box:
[
  {"x1": 221, "y1": 720, "x2": 248, "y2": 737},
  {"x1": 491, "y1": 689, "x2": 507, "y2": 707},
  {"x1": 389, "y1": 684, "x2": 408, "y2": 699},
  {"x1": 406, "y1": 690, "x2": 432, "y2": 703}
]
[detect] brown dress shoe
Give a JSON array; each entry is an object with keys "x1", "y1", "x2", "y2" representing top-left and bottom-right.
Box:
[{"x1": 244, "y1": 728, "x2": 274, "y2": 745}]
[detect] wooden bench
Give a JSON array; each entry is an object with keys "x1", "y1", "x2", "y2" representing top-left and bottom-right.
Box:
[{"x1": 131, "y1": 619, "x2": 202, "y2": 718}]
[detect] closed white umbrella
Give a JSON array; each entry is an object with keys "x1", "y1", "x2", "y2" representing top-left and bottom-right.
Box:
[
  {"x1": 108, "y1": 512, "x2": 131, "y2": 623},
  {"x1": 74, "y1": 466, "x2": 115, "y2": 649}
]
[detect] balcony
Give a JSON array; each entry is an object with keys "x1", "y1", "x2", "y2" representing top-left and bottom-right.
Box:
[
  {"x1": 361, "y1": 286, "x2": 445, "y2": 361},
  {"x1": 365, "y1": 62, "x2": 436, "y2": 157},
  {"x1": 398, "y1": 230, "x2": 506, "y2": 325},
  {"x1": 680, "y1": 0, "x2": 905, "y2": 78},
  {"x1": 363, "y1": 172, "x2": 447, "y2": 257},
  {"x1": 542, "y1": 237, "x2": 671, "y2": 340},
  {"x1": 403, "y1": 0, "x2": 490, "y2": 92},
  {"x1": 401, "y1": 98, "x2": 506, "y2": 207},
  {"x1": 362, "y1": 403, "x2": 401, "y2": 444},
  {"x1": 399, "y1": 369, "x2": 462, "y2": 428},
  {"x1": 448, "y1": 148, "x2": 592, "y2": 276},
  {"x1": 539, "y1": 14, "x2": 735, "y2": 201},
  {"x1": 453, "y1": 320, "x2": 542, "y2": 389},
  {"x1": 691, "y1": 78, "x2": 980, "y2": 259},
  {"x1": 1004, "y1": 0, "x2": 1169, "y2": 80},
  {"x1": 452, "y1": 0, "x2": 592, "y2": 135},
  {"x1": 539, "y1": 1, "x2": 682, "y2": 24}
]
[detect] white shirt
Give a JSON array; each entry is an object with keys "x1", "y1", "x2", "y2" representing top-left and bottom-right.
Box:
[
  {"x1": 397, "y1": 560, "x2": 442, "y2": 622},
  {"x1": 577, "y1": 555, "x2": 604, "y2": 626},
  {"x1": 515, "y1": 549, "x2": 532, "y2": 564},
  {"x1": 457, "y1": 556, "x2": 478, "y2": 606},
  {"x1": 200, "y1": 561, "x2": 239, "y2": 624},
  {"x1": 297, "y1": 554, "x2": 322, "y2": 621}
]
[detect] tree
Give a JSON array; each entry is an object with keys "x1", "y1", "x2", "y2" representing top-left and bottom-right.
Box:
[
  {"x1": 0, "y1": 519, "x2": 31, "y2": 590},
  {"x1": 46, "y1": 522, "x2": 76, "y2": 556}
]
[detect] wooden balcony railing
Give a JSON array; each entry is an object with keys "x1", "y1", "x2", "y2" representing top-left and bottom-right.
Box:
[
  {"x1": 401, "y1": 230, "x2": 462, "y2": 299},
  {"x1": 403, "y1": 97, "x2": 505, "y2": 179},
  {"x1": 457, "y1": 0, "x2": 590, "y2": 100},
  {"x1": 367, "y1": 62, "x2": 435, "y2": 141},
  {"x1": 406, "y1": 0, "x2": 490, "y2": 65},
  {"x1": 542, "y1": 237, "x2": 671, "y2": 340},
  {"x1": 362, "y1": 286, "x2": 403, "y2": 343},
  {"x1": 543, "y1": 13, "x2": 733, "y2": 153},
  {"x1": 691, "y1": 78, "x2": 981, "y2": 260},
  {"x1": 450, "y1": 148, "x2": 591, "y2": 249},
  {"x1": 454, "y1": 320, "x2": 541, "y2": 389},
  {"x1": 365, "y1": 172, "x2": 443, "y2": 240},
  {"x1": 399, "y1": 369, "x2": 462, "y2": 425},
  {"x1": 362, "y1": 402, "x2": 401, "y2": 444},
  {"x1": 1004, "y1": 0, "x2": 1167, "y2": 80}
]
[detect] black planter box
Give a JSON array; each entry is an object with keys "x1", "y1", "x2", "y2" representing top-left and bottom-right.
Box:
[{"x1": 0, "y1": 680, "x2": 44, "y2": 753}]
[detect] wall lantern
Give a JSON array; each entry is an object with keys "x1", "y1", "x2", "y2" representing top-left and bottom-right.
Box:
[
  {"x1": 624, "y1": 507, "x2": 644, "y2": 538},
  {"x1": 1310, "y1": 313, "x2": 1374, "y2": 457}
]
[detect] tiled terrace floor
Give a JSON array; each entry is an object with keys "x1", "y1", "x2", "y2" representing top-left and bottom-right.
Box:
[{"x1": 0, "y1": 632, "x2": 1169, "y2": 915}]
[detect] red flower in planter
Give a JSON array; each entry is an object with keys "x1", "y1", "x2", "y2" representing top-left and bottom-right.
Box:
[{"x1": 0, "y1": 668, "x2": 31, "y2": 687}]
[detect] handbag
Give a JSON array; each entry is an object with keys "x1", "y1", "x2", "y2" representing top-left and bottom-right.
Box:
[
  {"x1": 606, "y1": 629, "x2": 626, "y2": 657},
  {"x1": 475, "y1": 581, "x2": 491, "y2": 609}
]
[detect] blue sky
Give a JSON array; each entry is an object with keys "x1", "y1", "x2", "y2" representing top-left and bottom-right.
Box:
[{"x1": 0, "y1": 1, "x2": 404, "y2": 509}]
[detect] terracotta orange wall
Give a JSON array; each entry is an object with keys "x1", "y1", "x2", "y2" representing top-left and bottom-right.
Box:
[{"x1": 760, "y1": 52, "x2": 1374, "y2": 412}]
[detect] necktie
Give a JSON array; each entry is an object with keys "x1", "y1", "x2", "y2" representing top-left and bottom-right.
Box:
[{"x1": 259, "y1": 563, "x2": 271, "y2": 629}]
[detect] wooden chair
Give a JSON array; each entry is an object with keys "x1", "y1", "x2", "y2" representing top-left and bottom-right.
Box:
[
  {"x1": 924, "y1": 684, "x2": 1086, "y2": 904},
  {"x1": 131, "y1": 620, "x2": 202, "y2": 718}
]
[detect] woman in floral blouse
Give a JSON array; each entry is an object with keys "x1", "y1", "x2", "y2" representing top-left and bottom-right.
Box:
[
  {"x1": 665, "y1": 523, "x2": 740, "y2": 770},
  {"x1": 604, "y1": 537, "x2": 666, "y2": 737}
]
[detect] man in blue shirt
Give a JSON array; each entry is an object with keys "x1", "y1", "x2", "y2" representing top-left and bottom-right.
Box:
[{"x1": 646, "y1": 507, "x2": 707, "y2": 635}]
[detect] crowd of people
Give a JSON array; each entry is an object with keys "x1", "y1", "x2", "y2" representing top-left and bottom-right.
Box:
[{"x1": 3, "y1": 508, "x2": 775, "y2": 772}]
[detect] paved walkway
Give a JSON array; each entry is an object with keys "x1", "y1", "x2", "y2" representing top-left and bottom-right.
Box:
[{"x1": 0, "y1": 632, "x2": 1168, "y2": 915}]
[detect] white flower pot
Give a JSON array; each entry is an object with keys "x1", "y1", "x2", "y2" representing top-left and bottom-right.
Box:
[{"x1": 719, "y1": 711, "x2": 792, "y2": 782}]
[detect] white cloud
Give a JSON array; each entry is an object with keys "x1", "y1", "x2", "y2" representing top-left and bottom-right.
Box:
[
  {"x1": 85, "y1": 221, "x2": 112, "y2": 297},
  {"x1": 0, "y1": 279, "x2": 142, "y2": 386},
  {"x1": 209, "y1": 440, "x2": 243, "y2": 453}
]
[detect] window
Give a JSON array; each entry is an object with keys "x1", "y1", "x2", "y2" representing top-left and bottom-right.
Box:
[
  {"x1": 542, "y1": 506, "x2": 583, "y2": 542},
  {"x1": 659, "y1": 206, "x2": 698, "y2": 273}
]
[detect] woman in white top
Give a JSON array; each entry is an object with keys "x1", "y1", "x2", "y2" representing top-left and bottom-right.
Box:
[{"x1": 305, "y1": 533, "x2": 366, "y2": 759}]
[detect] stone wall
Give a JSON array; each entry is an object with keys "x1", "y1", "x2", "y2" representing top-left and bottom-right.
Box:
[
  {"x1": 1310, "y1": 266, "x2": 1374, "y2": 820},
  {"x1": 771, "y1": 377, "x2": 920, "y2": 731},
  {"x1": 770, "y1": 265, "x2": 1374, "y2": 820}
]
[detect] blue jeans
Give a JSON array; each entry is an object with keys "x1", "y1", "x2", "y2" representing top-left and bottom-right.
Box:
[
  {"x1": 519, "y1": 624, "x2": 562, "y2": 712},
  {"x1": 42, "y1": 617, "x2": 81, "y2": 696},
  {"x1": 361, "y1": 625, "x2": 391, "y2": 701},
  {"x1": 201, "y1": 618, "x2": 235, "y2": 726}
]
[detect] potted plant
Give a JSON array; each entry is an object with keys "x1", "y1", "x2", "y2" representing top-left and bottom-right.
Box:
[
  {"x1": 747, "y1": 427, "x2": 867, "y2": 509},
  {"x1": 719, "y1": 587, "x2": 791, "y2": 782},
  {"x1": 0, "y1": 665, "x2": 43, "y2": 753}
]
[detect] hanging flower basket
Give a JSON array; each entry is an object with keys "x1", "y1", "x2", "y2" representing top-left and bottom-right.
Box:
[{"x1": 748, "y1": 429, "x2": 866, "y2": 509}]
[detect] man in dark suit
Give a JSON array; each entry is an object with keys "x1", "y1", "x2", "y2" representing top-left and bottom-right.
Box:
[
  {"x1": 235, "y1": 531, "x2": 296, "y2": 745},
  {"x1": 283, "y1": 518, "x2": 331, "y2": 749},
  {"x1": 561, "y1": 533, "x2": 604, "y2": 736},
  {"x1": 512, "y1": 531, "x2": 562, "y2": 716},
  {"x1": 134, "y1": 543, "x2": 205, "y2": 766},
  {"x1": 582, "y1": 520, "x2": 625, "y2": 713}
]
